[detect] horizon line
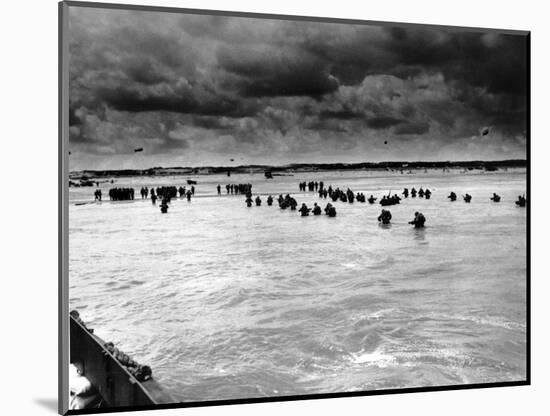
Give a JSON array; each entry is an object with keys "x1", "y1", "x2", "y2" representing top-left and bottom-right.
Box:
[{"x1": 70, "y1": 159, "x2": 527, "y2": 174}]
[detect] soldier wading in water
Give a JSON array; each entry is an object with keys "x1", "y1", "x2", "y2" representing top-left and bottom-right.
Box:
[
  {"x1": 409, "y1": 212, "x2": 426, "y2": 228},
  {"x1": 378, "y1": 209, "x2": 392, "y2": 225}
]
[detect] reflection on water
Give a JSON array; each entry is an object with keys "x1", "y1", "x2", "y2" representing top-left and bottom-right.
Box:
[
  {"x1": 69, "y1": 169, "x2": 527, "y2": 402},
  {"x1": 412, "y1": 228, "x2": 427, "y2": 243}
]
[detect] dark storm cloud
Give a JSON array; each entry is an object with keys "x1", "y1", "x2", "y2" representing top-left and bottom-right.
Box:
[
  {"x1": 366, "y1": 116, "x2": 404, "y2": 129},
  {"x1": 67, "y1": 6, "x2": 527, "y2": 169},
  {"x1": 124, "y1": 57, "x2": 172, "y2": 85},
  {"x1": 96, "y1": 84, "x2": 252, "y2": 117},
  {"x1": 395, "y1": 121, "x2": 430, "y2": 135},
  {"x1": 320, "y1": 109, "x2": 364, "y2": 120},
  {"x1": 218, "y1": 46, "x2": 339, "y2": 98}
]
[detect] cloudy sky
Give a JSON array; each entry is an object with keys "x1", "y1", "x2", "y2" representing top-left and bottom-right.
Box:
[{"x1": 67, "y1": 6, "x2": 527, "y2": 170}]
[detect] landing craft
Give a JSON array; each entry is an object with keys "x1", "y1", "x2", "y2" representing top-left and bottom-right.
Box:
[
  {"x1": 265, "y1": 171, "x2": 273, "y2": 179},
  {"x1": 134, "y1": 147, "x2": 143, "y2": 152},
  {"x1": 230, "y1": 158, "x2": 234, "y2": 161},
  {"x1": 187, "y1": 179, "x2": 197, "y2": 185},
  {"x1": 384, "y1": 140, "x2": 388, "y2": 144},
  {"x1": 481, "y1": 127, "x2": 490, "y2": 136}
]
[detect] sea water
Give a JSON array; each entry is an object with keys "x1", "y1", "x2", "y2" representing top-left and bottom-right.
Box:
[{"x1": 68, "y1": 169, "x2": 527, "y2": 401}]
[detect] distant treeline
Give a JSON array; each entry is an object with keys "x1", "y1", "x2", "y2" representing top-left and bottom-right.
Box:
[{"x1": 70, "y1": 160, "x2": 527, "y2": 178}]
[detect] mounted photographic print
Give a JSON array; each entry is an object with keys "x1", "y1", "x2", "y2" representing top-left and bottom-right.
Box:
[{"x1": 58, "y1": 1, "x2": 530, "y2": 414}]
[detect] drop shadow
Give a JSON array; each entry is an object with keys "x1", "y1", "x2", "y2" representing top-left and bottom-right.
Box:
[{"x1": 33, "y1": 398, "x2": 58, "y2": 413}]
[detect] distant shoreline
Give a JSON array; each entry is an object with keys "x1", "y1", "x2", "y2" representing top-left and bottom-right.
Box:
[{"x1": 69, "y1": 159, "x2": 526, "y2": 179}]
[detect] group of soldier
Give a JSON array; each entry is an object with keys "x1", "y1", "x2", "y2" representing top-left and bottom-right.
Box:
[
  {"x1": 325, "y1": 187, "x2": 360, "y2": 203},
  {"x1": 447, "y1": 192, "x2": 475, "y2": 203},
  {"x1": 223, "y1": 183, "x2": 253, "y2": 195},
  {"x1": 314, "y1": 185, "x2": 434, "y2": 208},
  {"x1": 297, "y1": 202, "x2": 337, "y2": 217},
  {"x1": 108, "y1": 187, "x2": 134, "y2": 201},
  {"x1": 515, "y1": 195, "x2": 527, "y2": 207},
  {"x1": 313, "y1": 184, "x2": 373, "y2": 205},
  {"x1": 100, "y1": 178, "x2": 527, "y2": 221},
  {"x1": 239, "y1": 179, "x2": 527, "y2": 227},
  {"x1": 242, "y1": 192, "x2": 338, "y2": 218},
  {"x1": 299, "y1": 181, "x2": 324, "y2": 192},
  {"x1": 276, "y1": 194, "x2": 297, "y2": 210},
  {"x1": 376, "y1": 209, "x2": 426, "y2": 228},
  {"x1": 445, "y1": 191, "x2": 526, "y2": 206},
  {"x1": 106, "y1": 186, "x2": 195, "y2": 206},
  {"x1": 402, "y1": 187, "x2": 432, "y2": 199},
  {"x1": 139, "y1": 187, "x2": 150, "y2": 199},
  {"x1": 157, "y1": 186, "x2": 196, "y2": 212},
  {"x1": 241, "y1": 181, "x2": 427, "y2": 224},
  {"x1": 379, "y1": 194, "x2": 402, "y2": 206}
]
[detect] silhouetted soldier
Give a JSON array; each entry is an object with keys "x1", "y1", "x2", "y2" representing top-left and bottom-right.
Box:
[
  {"x1": 324, "y1": 203, "x2": 336, "y2": 217},
  {"x1": 448, "y1": 192, "x2": 457, "y2": 201},
  {"x1": 515, "y1": 195, "x2": 526, "y2": 207},
  {"x1": 490, "y1": 193, "x2": 501, "y2": 202},
  {"x1": 409, "y1": 211, "x2": 426, "y2": 228},
  {"x1": 160, "y1": 198, "x2": 169, "y2": 213},
  {"x1": 312, "y1": 203, "x2": 321, "y2": 215},
  {"x1": 463, "y1": 193, "x2": 472, "y2": 203},
  {"x1": 299, "y1": 203, "x2": 311, "y2": 216},
  {"x1": 378, "y1": 209, "x2": 392, "y2": 224},
  {"x1": 289, "y1": 198, "x2": 298, "y2": 210}
]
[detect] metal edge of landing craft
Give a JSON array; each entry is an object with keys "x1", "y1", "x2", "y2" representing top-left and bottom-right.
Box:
[{"x1": 69, "y1": 315, "x2": 175, "y2": 410}]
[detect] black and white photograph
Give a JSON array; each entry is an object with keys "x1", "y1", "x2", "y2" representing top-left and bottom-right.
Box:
[{"x1": 61, "y1": 1, "x2": 528, "y2": 413}]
